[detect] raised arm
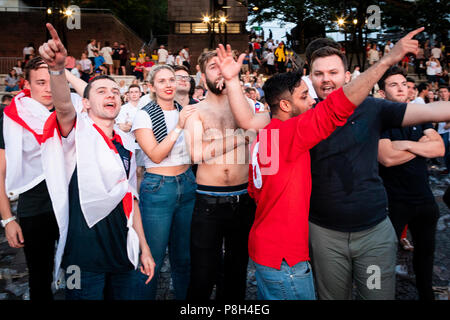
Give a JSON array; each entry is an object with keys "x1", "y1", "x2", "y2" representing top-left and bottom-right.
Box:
[
  {"x1": 216, "y1": 28, "x2": 424, "y2": 130},
  {"x1": 215, "y1": 45, "x2": 270, "y2": 130},
  {"x1": 402, "y1": 101, "x2": 450, "y2": 126},
  {"x1": 65, "y1": 69, "x2": 87, "y2": 97},
  {"x1": 38, "y1": 23, "x2": 76, "y2": 136},
  {"x1": 342, "y1": 27, "x2": 424, "y2": 106}
]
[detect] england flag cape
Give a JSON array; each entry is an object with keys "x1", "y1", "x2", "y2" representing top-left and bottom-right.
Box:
[
  {"x1": 2, "y1": 89, "x2": 83, "y2": 198},
  {"x1": 41, "y1": 111, "x2": 140, "y2": 288}
]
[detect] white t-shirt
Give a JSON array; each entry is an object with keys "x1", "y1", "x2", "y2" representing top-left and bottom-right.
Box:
[
  {"x1": 79, "y1": 59, "x2": 92, "y2": 72},
  {"x1": 23, "y1": 46, "x2": 34, "y2": 55},
  {"x1": 87, "y1": 43, "x2": 97, "y2": 58},
  {"x1": 100, "y1": 47, "x2": 113, "y2": 65},
  {"x1": 427, "y1": 61, "x2": 437, "y2": 76},
  {"x1": 119, "y1": 85, "x2": 129, "y2": 96},
  {"x1": 413, "y1": 96, "x2": 425, "y2": 104},
  {"x1": 166, "y1": 55, "x2": 175, "y2": 65},
  {"x1": 368, "y1": 49, "x2": 380, "y2": 63},
  {"x1": 180, "y1": 49, "x2": 189, "y2": 62},
  {"x1": 158, "y1": 48, "x2": 169, "y2": 63},
  {"x1": 175, "y1": 55, "x2": 183, "y2": 66},
  {"x1": 431, "y1": 47, "x2": 442, "y2": 59},
  {"x1": 266, "y1": 52, "x2": 275, "y2": 65},
  {"x1": 116, "y1": 102, "x2": 141, "y2": 149},
  {"x1": 138, "y1": 94, "x2": 152, "y2": 108},
  {"x1": 131, "y1": 109, "x2": 190, "y2": 168},
  {"x1": 351, "y1": 70, "x2": 361, "y2": 80},
  {"x1": 70, "y1": 68, "x2": 80, "y2": 78}
]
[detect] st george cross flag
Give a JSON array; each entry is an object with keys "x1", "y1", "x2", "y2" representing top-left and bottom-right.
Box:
[{"x1": 41, "y1": 111, "x2": 140, "y2": 288}]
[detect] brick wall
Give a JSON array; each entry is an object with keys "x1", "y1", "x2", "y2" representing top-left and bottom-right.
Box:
[{"x1": 0, "y1": 11, "x2": 145, "y2": 59}]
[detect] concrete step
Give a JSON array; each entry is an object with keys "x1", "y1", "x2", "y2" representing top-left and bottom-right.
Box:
[{"x1": 110, "y1": 75, "x2": 137, "y2": 86}]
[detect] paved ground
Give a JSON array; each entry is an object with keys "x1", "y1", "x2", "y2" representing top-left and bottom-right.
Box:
[{"x1": 0, "y1": 164, "x2": 448, "y2": 300}]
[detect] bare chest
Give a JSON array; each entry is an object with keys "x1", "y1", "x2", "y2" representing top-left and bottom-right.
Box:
[{"x1": 201, "y1": 111, "x2": 238, "y2": 137}]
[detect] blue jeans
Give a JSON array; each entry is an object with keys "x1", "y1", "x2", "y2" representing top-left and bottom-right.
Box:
[
  {"x1": 65, "y1": 270, "x2": 135, "y2": 300},
  {"x1": 440, "y1": 132, "x2": 450, "y2": 171},
  {"x1": 134, "y1": 168, "x2": 197, "y2": 300},
  {"x1": 253, "y1": 259, "x2": 316, "y2": 300},
  {"x1": 5, "y1": 85, "x2": 19, "y2": 92}
]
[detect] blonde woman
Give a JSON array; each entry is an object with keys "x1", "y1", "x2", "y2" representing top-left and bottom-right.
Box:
[{"x1": 131, "y1": 65, "x2": 196, "y2": 299}]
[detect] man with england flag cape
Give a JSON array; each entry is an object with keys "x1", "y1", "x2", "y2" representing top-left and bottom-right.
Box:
[
  {"x1": 39, "y1": 23, "x2": 155, "y2": 300},
  {"x1": 0, "y1": 56, "x2": 83, "y2": 300}
]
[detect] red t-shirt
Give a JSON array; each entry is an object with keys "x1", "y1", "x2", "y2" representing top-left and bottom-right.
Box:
[
  {"x1": 247, "y1": 88, "x2": 355, "y2": 269},
  {"x1": 134, "y1": 62, "x2": 144, "y2": 72},
  {"x1": 144, "y1": 61, "x2": 155, "y2": 68}
]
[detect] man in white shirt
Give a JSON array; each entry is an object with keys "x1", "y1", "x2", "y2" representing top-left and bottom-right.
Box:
[
  {"x1": 180, "y1": 46, "x2": 190, "y2": 69},
  {"x1": 412, "y1": 82, "x2": 429, "y2": 104},
  {"x1": 158, "y1": 45, "x2": 169, "y2": 64},
  {"x1": 116, "y1": 84, "x2": 146, "y2": 187},
  {"x1": 351, "y1": 65, "x2": 361, "y2": 80},
  {"x1": 87, "y1": 39, "x2": 98, "y2": 64},
  {"x1": 266, "y1": 49, "x2": 275, "y2": 75}
]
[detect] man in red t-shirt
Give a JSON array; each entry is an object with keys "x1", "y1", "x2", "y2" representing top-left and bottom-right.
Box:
[{"x1": 213, "y1": 28, "x2": 423, "y2": 299}]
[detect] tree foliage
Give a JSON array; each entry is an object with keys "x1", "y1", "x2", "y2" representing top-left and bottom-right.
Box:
[{"x1": 248, "y1": 0, "x2": 449, "y2": 41}]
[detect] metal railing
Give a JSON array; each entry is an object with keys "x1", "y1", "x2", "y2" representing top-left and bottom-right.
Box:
[{"x1": 0, "y1": 57, "x2": 21, "y2": 75}]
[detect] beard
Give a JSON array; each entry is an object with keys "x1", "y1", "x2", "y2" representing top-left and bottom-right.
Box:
[{"x1": 205, "y1": 76, "x2": 226, "y2": 95}]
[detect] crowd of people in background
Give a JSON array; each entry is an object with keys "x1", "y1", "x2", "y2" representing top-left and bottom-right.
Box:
[{"x1": 8, "y1": 36, "x2": 447, "y2": 110}]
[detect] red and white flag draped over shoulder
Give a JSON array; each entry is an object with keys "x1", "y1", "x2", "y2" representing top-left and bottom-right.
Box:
[
  {"x1": 2, "y1": 89, "x2": 82, "y2": 197},
  {"x1": 41, "y1": 111, "x2": 140, "y2": 287}
]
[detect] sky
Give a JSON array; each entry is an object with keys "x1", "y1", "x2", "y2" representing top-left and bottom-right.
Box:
[{"x1": 246, "y1": 19, "x2": 297, "y2": 42}]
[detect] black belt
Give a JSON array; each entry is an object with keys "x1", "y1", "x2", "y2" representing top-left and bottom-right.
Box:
[{"x1": 198, "y1": 193, "x2": 245, "y2": 205}]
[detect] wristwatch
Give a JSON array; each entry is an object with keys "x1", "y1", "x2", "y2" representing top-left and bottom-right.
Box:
[
  {"x1": 1, "y1": 216, "x2": 16, "y2": 228},
  {"x1": 174, "y1": 127, "x2": 182, "y2": 134},
  {"x1": 48, "y1": 69, "x2": 65, "y2": 76}
]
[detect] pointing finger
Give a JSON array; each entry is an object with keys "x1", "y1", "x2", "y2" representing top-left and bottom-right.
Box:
[
  {"x1": 46, "y1": 23, "x2": 61, "y2": 42},
  {"x1": 404, "y1": 27, "x2": 424, "y2": 40}
]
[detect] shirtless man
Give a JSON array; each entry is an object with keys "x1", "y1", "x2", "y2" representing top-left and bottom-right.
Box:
[{"x1": 184, "y1": 51, "x2": 255, "y2": 300}]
